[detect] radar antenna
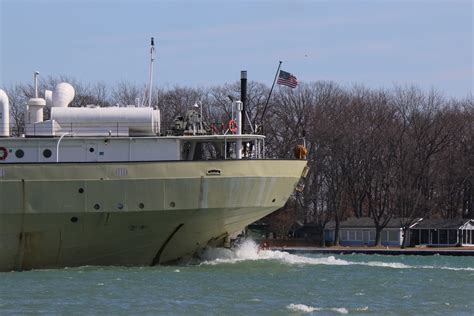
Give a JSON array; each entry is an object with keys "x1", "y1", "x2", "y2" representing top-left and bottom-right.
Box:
[{"x1": 146, "y1": 37, "x2": 156, "y2": 107}]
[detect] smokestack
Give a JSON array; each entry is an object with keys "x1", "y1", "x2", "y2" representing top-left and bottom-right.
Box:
[{"x1": 240, "y1": 70, "x2": 247, "y2": 134}]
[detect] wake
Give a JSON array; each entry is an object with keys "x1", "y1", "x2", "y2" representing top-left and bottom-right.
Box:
[{"x1": 199, "y1": 240, "x2": 474, "y2": 271}]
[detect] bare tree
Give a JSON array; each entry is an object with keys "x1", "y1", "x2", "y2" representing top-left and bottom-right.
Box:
[
  {"x1": 111, "y1": 81, "x2": 143, "y2": 106},
  {"x1": 4, "y1": 84, "x2": 28, "y2": 136}
]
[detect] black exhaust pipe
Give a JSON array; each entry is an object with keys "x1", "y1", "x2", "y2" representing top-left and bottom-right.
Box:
[{"x1": 240, "y1": 70, "x2": 247, "y2": 134}]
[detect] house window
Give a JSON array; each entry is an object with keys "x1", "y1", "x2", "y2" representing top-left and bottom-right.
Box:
[
  {"x1": 381, "y1": 231, "x2": 388, "y2": 242},
  {"x1": 369, "y1": 231, "x2": 375, "y2": 241},
  {"x1": 356, "y1": 231, "x2": 363, "y2": 241},
  {"x1": 431, "y1": 229, "x2": 439, "y2": 244},
  {"x1": 439, "y1": 229, "x2": 448, "y2": 244},
  {"x1": 420, "y1": 230, "x2": 429, "y2": 244},
  {"x1": 388, "y1": 230, "x2": 399, "y2": 242},
  {"x1": 448, "y1": 230, "x2": 457, "y2": 244},
  {"x1": 349, "y1": 230, "x2": 356, "y2": 241},
  {"x1": 341, "y1": 230, "x2": 348, "y2": 241}
]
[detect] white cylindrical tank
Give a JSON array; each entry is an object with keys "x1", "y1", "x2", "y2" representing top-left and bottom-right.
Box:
[
  {"x1": 52, "y1": 82, "x2": 75, "y2": 107},
  {"x1": 0, "y1": 89, "x2": 10, "y2": 137},
  {"x1": 27, "y1": 98, "x2": 46, "y2": 123},
  {"x1": 45, "y1": 90, "x2": 53, "y2": 107},
  {"x1": 51, "y1": 107, "x2": 159, "y2": 135},
  {"x1": 153, "y1": 108, "x2": 161, "y2": 134}
]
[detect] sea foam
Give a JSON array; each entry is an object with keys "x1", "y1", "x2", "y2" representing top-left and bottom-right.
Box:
[
  {"x1": 200, "y1": 239, "x2": 474, "y2": 271},
  {"x1": 286, "y1": 304, "x2": 349, "y2": 314}
]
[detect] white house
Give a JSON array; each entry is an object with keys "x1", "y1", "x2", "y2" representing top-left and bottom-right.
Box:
[
  {"x1": 409, "y1": 219, "x2": 474, "y2": 246},
  {"x1": 324, "y1": 217, "x2": 421, "y2": 247}
]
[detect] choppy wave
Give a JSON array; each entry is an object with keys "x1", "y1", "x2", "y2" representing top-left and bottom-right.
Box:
[
  {"x1": 200, "y1": 240, "x2": 474, "y2": 271},
  {"x1": 286, "y1": 304, "x2": 350, "y2": 314}
]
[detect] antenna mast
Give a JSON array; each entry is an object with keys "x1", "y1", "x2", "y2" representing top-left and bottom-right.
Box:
[
  {"x1": 147, "y1": 37, "x2": 155, "y2": 107},
  {"x1": 34, "y1": 71, "x2": 40, "y2": 98}
]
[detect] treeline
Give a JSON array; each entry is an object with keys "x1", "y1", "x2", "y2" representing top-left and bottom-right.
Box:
[{"x1": 4, "y1": 77, "x2": 473, "y2": 246}]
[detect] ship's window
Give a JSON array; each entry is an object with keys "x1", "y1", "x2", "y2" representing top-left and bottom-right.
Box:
[
  {"x1": 117, "y1": 203, "x2": 124, "y2": 210},
  {"x1": 43, "y1": 149, "x2": 52, "y2": 158},
  {"x1": 170, "y1": 201, "x2": 175, "y2": 208},
  {"x1": 94, "y1": 204, "x2": 100, "y2": 210},
  {"x1": 138, "y1": 203, "x2": 145, "y2": 209},
  {"x1": 78, "y1": 188, "x2": 84, "y2": 194},
  {"x1": 89, "y1": 147, "x2": 95, "y2": 153},
  {"x1": 70, "y1": 217, "x2": 78, "y2": 223},
  {"x1": 15, "y1": 149, "x2": 24, "y2": 158}
]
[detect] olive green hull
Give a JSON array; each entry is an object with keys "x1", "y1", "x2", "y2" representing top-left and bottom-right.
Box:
[{"x1": 0, "y1": 160, "x2": 306, "y2": 271}]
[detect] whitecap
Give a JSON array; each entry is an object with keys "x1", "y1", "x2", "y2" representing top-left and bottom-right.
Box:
[
  {"x1": 331, "y1": 307, "x2": 349, "y2": 314},
  {"x1": 355, "y1": 306, "x2": 369, "y2": 311},
  {"x1": 286, "y1": 303, "x2": 319, "y2": 313},
  {"x1": 419, "y1": 265, "x2": 474, "y2": 272},
  {"x1": 364, "y1": 261, "x2": 412, "y2": 269},
  {"x1": 199, "y1": 239, "x2": 474, "y2": 272},
  {"x1": 286, "y1": 304, "x2": 349, "y2": 314},
  {"x1": 200, "y1": 240, "x2": 351, "y2": 266}
]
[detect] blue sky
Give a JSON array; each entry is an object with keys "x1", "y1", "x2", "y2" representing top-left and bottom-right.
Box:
[{"x1": 1, "y1": 0, "x2": 472, "y2": 97}]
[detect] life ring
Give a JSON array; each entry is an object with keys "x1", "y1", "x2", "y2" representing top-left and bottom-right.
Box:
[
  {"x1": 228, "y1": 119, "x2": 238, "y2": 134},
  {"x1": 0, "y1": 147, "x2": 7, "y2": 161}
]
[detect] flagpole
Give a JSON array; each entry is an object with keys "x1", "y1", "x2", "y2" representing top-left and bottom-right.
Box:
[{"x1": 260, "y1": 61, "x2": 282, "y2": 126}]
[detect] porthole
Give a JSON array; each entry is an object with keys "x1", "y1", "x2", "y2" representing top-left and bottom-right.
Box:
[
  {"x1": 78, "y1": 188, "x2": 84, "y2": 194},
  {"x1": 138, "y1": 203, "x2": 145, "y2": 209},
  {"x1": 43, "y1": 149, "x2": 52, "y2": 158},
  {"x1": 94, "y1": 204, "x2": 100, "y2": 210},
  {"x1": 272, "y1": 198, "x2": 276, "y2": 203},
  {"x1": 117, "y1": 203, "x2": 124, "y2": 210},
  {"x1": 70, "y1": 217, "x2": 78, "y2": 223},
  {"x1": 89, "y1": 147, "x2": 95, "y2": 153},
  {"x1": 15, "y1": 149, "x2": 24, "y2": 159},
  {"x1": 170, "y1": 201, "x2": 175, "y2": 208}
]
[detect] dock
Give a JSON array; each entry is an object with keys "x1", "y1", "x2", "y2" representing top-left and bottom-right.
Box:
[{"x1": 270, "y1": 246, "x2": 474, "y2": 256}]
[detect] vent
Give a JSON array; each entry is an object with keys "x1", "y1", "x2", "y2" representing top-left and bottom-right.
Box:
[
  {"x1": 206, "y1": 169, "x2": 221, "y2": 176},
  {"x1": 115, "y1": 168, "x2": 128, "y2": 177}
]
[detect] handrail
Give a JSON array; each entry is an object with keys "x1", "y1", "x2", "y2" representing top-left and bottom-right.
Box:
[{"x1": 56, "y1": 132, "x2": 74, "y2": 163}]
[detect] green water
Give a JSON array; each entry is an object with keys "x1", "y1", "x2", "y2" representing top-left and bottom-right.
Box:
[{"x1": 1, "y1": 241, "x2": 473, "y2": 315}]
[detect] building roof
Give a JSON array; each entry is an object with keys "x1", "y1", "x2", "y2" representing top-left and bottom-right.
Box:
[
  {"x1": 411, "y1": 218, "x2": 473, "y2": 229},
  {"x1": 325, "y1": 217, "x2": 419, "y2": 230}
]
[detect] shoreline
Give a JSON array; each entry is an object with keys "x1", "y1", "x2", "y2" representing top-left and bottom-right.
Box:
[{"x1": 270, "y1": 246, "x2": 474, "y2": 256}]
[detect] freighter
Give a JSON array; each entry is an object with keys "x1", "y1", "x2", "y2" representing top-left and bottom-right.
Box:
[{"x1": 0, "y1": 42, "x2": 307, "y2": 271}]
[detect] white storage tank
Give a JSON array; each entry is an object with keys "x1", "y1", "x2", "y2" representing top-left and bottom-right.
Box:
[
  {"x1": 51, "y1": 107, "x2": 160, "y2": 136},
  {"x1": 0, "y1": 89, "x2": 10, "y2": 137}
]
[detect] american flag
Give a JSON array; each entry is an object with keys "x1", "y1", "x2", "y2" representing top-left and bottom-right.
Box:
[{"x1": 277, "y1": 70, "x2": 298, "y2": 88}]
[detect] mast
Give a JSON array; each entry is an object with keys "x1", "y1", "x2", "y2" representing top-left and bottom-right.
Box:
[
  {"x1": 34, "y1": 71, "x2": 40, "y2": 98},
  {"x1": 147, "y1": 37, "x2": 155, "y2": 107}
]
